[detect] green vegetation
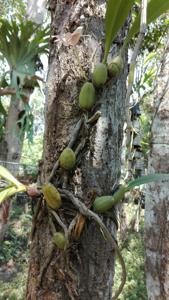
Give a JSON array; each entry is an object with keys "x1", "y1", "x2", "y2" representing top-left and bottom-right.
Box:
[
  {"x1": 114, "y1": 219, "x2": 147, "y2": 300},
  {"x1": 21, "y1": 135, "x2": 43, "y2": 167},
  {"x1": 0, "y1": 198, "x2": 32, "y2": 300}
]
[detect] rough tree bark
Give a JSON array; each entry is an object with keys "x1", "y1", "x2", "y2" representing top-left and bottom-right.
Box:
[
  {"x1": 144, "y1": 37, "x2": 169, "y2": 300},
  {"x1": 26, "y1": 1, "x2": 128, "y2": 299}
]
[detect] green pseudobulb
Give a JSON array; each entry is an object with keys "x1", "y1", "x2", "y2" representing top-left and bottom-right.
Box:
[
  {"x1": 93, "y1": 185, "x2": 127, "y2": 213},
  {"x1": 93, "y1": 196, "x2": 114, "y2": 213},
  {"x1": 79, "y1": 82, "x2": 95, "y2": 110},
  {"x1": 59, "y1": 148, "x2": 76, "y2": 170},
  {"x1": 108, "y1": 56, "x2": 124, "y2": 77},
  {"x1": 42, "y1": 183, "x2": 62, "y2": 209},
  {"x1": 92, "y1": 63, "x2": 108, "y2": 86},
  {"x1": 53, "y1": 232, "x2": 67, "y2": 250}
]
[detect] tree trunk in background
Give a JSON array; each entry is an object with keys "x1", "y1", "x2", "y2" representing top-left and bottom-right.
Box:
[
  {"x1": 26, "y1": 1, "x2": 128, "y2": 299},
  {"x1": 0, "y1": 92, "x2": 31, "y2": 240},
  {"x1": 144, "y1": 37, "x2": 169, "y2": 299},
  {"x1": 4, "y1": 96, "x2": 24, "y2": 171},
  {"x1": 26, "y1": 0, "x2": 47, "y2": 24}
]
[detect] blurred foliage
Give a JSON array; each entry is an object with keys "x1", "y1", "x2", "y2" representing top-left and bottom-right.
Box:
[
  {"x1": 0, "y1": 110, "x2": 6, "y2": 141},
  {"x1": 132, "y1": 18, "x2": 169, "y2": 160},
  {"x1": 0, "y1": 197, "x2": 32, "y2": 300},
  {"x1": 17, "y1": 105, "x2": 34, "y2": 143},
  {"x1": 29, "y1": 87, "x2": 45, "y2": 136},
  {"x1": 0, "y1": 0, "x2": 26, "y2": 20},
  {"x1": 0, "y1": 18, "x2": 49, "y2": 91},
  {"x1": 0, "y1": 200, "x2": 31, "y2": 264},
  {"x1": 141, "y1": 16, "x2": 169, "y2": 53},
  {"x1": 114, "y1": 219, "x2": 147, "y2": 300},
  {"x1": 140, "y1": 114, "x2": 151, "y2": 157},
  {"x1": 21, "y1": 135, "x2": 43, "y2": 167}
]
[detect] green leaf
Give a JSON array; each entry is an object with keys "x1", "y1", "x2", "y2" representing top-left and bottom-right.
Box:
[
  {"x1": 103, "y1": 0, "x2": 135, "y2": 63},
  {"x1": 0, "y1": 165, "x2": 25, "y2": 188},
  {"x1": 0, "y1": 185, "x2": 26, "y2": 204},
  {"x1": 127, "y1": 174, "x2": 169, "y2": 190},
  {"x1": 0, "y1": 18, "x2": 49, "y2": 90},
  {"x1": 0, "y1": 100, "x2": 7, "y2": 116},
  {"x1": 125, "y1": 0, "x2": 169, "y2": 44}
]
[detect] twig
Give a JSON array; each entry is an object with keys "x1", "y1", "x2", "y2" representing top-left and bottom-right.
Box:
[
  {"x1": 59, "y1": 188, "x2": 126, "y2": 300},
  {"x1": 86, "y1": 111, "x2": 101, "y2": 124},
  {"x1": 48, "y1": 160, "x2": 59, "y2": 182},
  {"x1": 49, "y1": 209, "x2": 68, "y2": 241},
  {"x1": 125, "y1": 0, "x2": 147, "y2": 127},
  {"x1": 49, "y1": 214, "x2": 57, "y2": 235},
  {"x1": 38, "y1": 244, "x2": 55, "y2": 286},
  {"x1": 0, "y1": 87, "x2": 16, "y2": 96},
  {"x1": 68, "y1": 215, "x2": 78, "y2": 237},
  {"x1": 68, "y1": 117, "x2": 84, "y2": 148},
  {"x1": 30, "y1": 198, "x2": 42, "y2": 241},
  {"x1": 74, "y1": 138, "x2": 86, "y2": 156}
]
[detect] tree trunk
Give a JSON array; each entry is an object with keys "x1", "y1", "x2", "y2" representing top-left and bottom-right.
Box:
[
  {"x1": 144, "y1": 38, "x2": 169, "y2": 299},
  {"x1": 26, "y1": 1, "x2": 128, "y2": 299},
  {"x1": 4, "y1": 96, "x2": 24, "y2": 170},
  {"x1": 0, "y1": 92, "x2": 31, "y2": 241}
]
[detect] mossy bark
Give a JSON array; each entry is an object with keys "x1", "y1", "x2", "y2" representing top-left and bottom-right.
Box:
[{"x1": 26, "y1": 1, "x2": 128, "y2": 299}]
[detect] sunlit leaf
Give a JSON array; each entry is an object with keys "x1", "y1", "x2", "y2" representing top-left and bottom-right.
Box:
[
  {"x1": 103, "y1": 0, "x2": 135, "y2": 63},
  {"x1": 127, "y1": 174, "x2": 169, "y2": 190},
  {"x1": 0, "y1": 185, "x2": 26, "y2": 204},
  {"x1": 0, "y1": 165, "x2": 24, "y2": 187}
]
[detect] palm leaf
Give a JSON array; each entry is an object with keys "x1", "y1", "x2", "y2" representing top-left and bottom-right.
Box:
[{"x1": 0, "y1": 18, "x2": 49, "y2": 87}]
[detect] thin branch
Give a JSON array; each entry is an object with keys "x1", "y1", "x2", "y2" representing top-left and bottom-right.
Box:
[
  {"x1": 59, "y1": 188, "x2": 126, "y2": 300},
  {"x1": 30, "y1": 75, "x2": 44, "y2": 82},
  {"x1": 86, "y1": 111, "x2": 101, "y2": 124},
  {"x1": 68, "y1": 215, "x2": 78, "y2": 237},
  {"x1": 38, "y1": 244, "x2": 56, "y2": 286},
  {"x1": 49, "y1": 209, "x2": 68, "y2": 241},
  {"x1": 68, "y1": 117, "x2": 84, "y2": 148},
  {"x1": 0, "y1": 87, "x2": 16, "y2": 96},
  {"x1": 30, "y1": 198, "x2": 42, "y2": 241},
  {"x1": 48, "y1": 161, "x2": 59, "y2": 182}
]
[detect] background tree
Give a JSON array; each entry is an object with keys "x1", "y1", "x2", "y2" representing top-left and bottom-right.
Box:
[
  {"x1": 0, "y1": 17, "x2": 49, "y2": 240},
  {"x1": 144, "y1": 36, "x2": 169, "y2": 299}
]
